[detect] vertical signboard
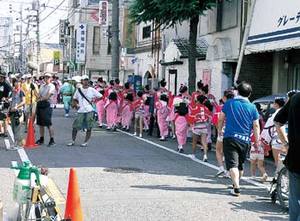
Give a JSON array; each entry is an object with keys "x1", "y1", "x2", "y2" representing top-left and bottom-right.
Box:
[
  {"x1": 59, "y1": 20, "x2": 65, "y2": 45},
  {"x1": 53, "y1": 51, "x2": 61, "y2": 72},
  {"x1": 99, "y1": 1, "x2": 108, "y2": 26},
  {"x1": 76, "y1": 23, "x2": 87, "y2": 63}
]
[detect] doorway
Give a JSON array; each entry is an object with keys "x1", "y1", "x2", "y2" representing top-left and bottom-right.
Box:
[{"x1": 168, "y1": 69, "x2": 177, "y2": 95}]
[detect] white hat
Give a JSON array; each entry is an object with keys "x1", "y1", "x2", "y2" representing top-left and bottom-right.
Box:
[
  {"x1": 81, "y1": 75, "x2": 89, "y2": 80},
  {"x1": 25, "y1": 74, "x2": 32, "y2": 79},
  {"x1": 44, "y1": 73, "x2": 52, "y2": 77}
]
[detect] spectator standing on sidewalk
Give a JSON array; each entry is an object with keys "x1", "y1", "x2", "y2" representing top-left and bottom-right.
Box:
[
  {"x1": 0, "y1": 72, "x2": 12, "y2": 136},
  {"x1": 218, "y1": 82, "x2": 260, "y2": 197},
  {"x1": 275, "y1": 92, "x2": 300, "y2": 221},
  {"x1": 22, "y1": 74, "x2": 39, "y2": 131},
  {"x1": 9, "y1": 77, "x2": 25, "y2": 148},
  {"x1": 35, "y1": 73, "x2": 56, "y2": 147},
  {"x1": 69, "y1": 75, "x2": 102, "y2": 147}
]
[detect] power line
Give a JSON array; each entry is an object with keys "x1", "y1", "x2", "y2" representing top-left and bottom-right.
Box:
[{"x1": 40, "y1": 0, "x2": 67, "y2": 24}]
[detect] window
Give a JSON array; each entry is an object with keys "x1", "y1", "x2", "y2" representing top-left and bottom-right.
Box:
[
  {"x1": 93, "y1": 26, "x2": 101, "y2": 55},
  {"x1": 72, "y1": 0, "x2": 79, "y2": 8},
  {"x1": 142, "y1": 26, "x2": 151, "y2": 39},
  {"x1": 88, "y1": 0, "x2": 100, "y2": 5},
  {"x1": 216, "y1": 0, "x2": 238, "y2": 31}
]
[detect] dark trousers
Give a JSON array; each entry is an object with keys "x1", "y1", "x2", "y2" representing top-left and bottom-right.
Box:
[{"x1": 148, "y1": 114, "x2": 160, "y2": 137}]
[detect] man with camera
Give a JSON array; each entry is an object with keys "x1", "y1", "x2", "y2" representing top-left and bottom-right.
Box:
[
  {"x1": 9, "y1": 77, "x2": 26, "y2": 148},
  {"x1": 68, "y1": 75, "x2": 102, "y2": 147},
  {"x1": 21, "y1": 74, "x2": 39, "y2": 132},
  {"x1": 0, "y1": 72, "x2": 12, "y2": 137}
]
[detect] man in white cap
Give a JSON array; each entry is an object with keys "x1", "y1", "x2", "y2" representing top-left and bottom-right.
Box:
[
  {"x1": 35, "y1": 73, "x2": 56, "y2": 147},
  {"x1": 68, "y1": 75, "x2": 102, "y2": 147}
]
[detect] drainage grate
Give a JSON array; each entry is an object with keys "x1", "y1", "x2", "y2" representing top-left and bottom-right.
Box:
[{"x1": 103, "y1": 167, "x2": 142, "y2": 174}]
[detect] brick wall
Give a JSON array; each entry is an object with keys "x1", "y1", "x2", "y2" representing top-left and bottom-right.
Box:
[{"x1": 239, "y1": 53, "x2": 273, "y2": 101}]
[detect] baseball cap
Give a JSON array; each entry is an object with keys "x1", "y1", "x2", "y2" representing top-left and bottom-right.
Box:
[
  {"x1": 81, "y1": 75, "x2": 89, "y2": 80},
  {"x1": 44, "y1": 73, "x2": 52, "y2": 78}
]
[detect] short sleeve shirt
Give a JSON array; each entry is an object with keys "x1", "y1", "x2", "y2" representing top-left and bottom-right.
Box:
[
  {"x1": 11, "y1": 89, "x2": 25, "y2": 110},
  {"x1": 39, "y1": 83, "x2": 56, "y2": 103},
  {"x1": 73, "y1": 87, "x2": 102, "y2": 113},
  {"x1": 222, "y1": 97, "x2": 259, "y2": 144}
]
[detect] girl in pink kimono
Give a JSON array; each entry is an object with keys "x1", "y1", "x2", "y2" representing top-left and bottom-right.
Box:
[
  {"x1": 156, "y1": 94, "x2": 170, "y2": 141},
  {"x1": 96, "y1": 90, "x2": 106, "y2": 128},
  {"x1": 105, "y1": 91, "x2": 118, "y2": 131},
  {"x1": 173, "y1": 85, "x2": 190, "y2": 153},
  {"x1": 121, "y1": 93, "x2": 134, "y2": 131}
]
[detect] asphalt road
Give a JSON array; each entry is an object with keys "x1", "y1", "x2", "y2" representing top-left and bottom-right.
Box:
[{"x1": 0, "y1": 109, "x2": 288, "y2": 221}]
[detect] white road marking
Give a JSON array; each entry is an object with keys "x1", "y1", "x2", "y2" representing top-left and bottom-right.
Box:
[
  {"x1": 17, "y1": 148, "x2": 30, "y2": 163},
  {"x1": 110, "y1": 128, "x2": 270, "y2": 190}
]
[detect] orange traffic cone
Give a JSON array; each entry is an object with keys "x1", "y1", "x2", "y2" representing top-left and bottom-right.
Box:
[
  {"x1": 64, "y1": 168, "x2": 83, "y2": 221},
  {"x1": 24, "y1": 117, "x2": 38, "y2": 149}
]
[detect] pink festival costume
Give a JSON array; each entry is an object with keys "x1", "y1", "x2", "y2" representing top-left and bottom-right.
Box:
[
  {"x1": 121, "y1": 100, "x2": 133, "y2": 129},
  {"x1": 156, "y1": 101, "x2": 170, "y2": 137},
  {"x1": 175, "y1": 114, "x2": 188, "y2": 146},
  {"x1": 105, "y1": 100, "x2": 118, "y2": 128}
]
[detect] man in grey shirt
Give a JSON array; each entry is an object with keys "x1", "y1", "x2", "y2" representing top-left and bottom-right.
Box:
[{"x1": 35, "y1": 73, "x2": 56, "y2": 146}]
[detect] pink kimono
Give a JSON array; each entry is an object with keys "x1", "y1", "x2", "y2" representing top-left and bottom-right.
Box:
[
  {"x1": 156, "y1": 101, "x2": 170, "y2": 137},
  {"x1": 121, "y1": 101, "x2": 133, "y2": 129},
  {"x1": 105, "y1": 100, "x2": 118, "y2": 128},
  {"x1": 96, "y1": 98, "x2": 106, "y2": 126},
  {"x1": 175, "y1": 114, "x2": 188, "y2": 146}
]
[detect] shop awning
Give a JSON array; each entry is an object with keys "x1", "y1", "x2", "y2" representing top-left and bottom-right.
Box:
[{"x1": 245, "y1": 0, "x2": 300, "y2": 54}]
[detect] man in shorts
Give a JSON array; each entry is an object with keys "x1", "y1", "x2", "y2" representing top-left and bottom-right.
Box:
[
  {"x1": 68, "y1": 75, "x2": 102, "y2": 147},
  {"x1": 218, "y1": 82, "x2": 260, "y2": 196},
  {"x1": 35, "y1": 73, "x2": 56, "y2": 147}
]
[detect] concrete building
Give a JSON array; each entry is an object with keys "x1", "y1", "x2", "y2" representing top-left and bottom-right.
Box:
[
  {"x1": 159, "y1": 0, "x2": 244, "y2": 99},
  {"x1": 65, "y1": 0, "x2": 111, "y2": 81}
]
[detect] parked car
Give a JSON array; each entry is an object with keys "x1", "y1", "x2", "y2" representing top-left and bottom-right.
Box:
[{"x1": 252, "y1": 94, "x2": 287, "y2": 122}]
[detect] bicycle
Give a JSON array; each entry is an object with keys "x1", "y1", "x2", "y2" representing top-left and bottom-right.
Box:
[{"x1": 269, "y1": 154, "x2": 289, "y2": 212}]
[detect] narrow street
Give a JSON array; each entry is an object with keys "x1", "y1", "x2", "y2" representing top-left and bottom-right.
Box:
[{"x1": 0, "y1": 109, "x2": 288, "y2": 220}]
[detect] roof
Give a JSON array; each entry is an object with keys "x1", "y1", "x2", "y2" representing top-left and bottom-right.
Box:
[{"x1": 173, "y1": 38, "x2": 208, "y2": 60}]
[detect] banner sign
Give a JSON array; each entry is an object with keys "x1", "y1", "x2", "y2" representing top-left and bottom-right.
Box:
[
  {"x1": 53, "y1": 51, "x2": 60, "y2": 65},
  {"x1": 59, "y1": 20, "x2": 66, "y2": 45},
  {"x1": 99, "y1": 1, "x2": 109, "y2": 26},
  {"x1": 76, "y1": 23, "x2": 87, "y2": 63},
  {"x1": 246, "y1": 0, "x2": 300, "y2": 54}
]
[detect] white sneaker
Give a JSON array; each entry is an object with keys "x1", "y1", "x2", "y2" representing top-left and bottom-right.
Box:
[
  {"x1": 65, "y1": 114, "x2": 69, "y2": 117},
  {"x1": 80, "y1": 143, "x2": 88, "y2": 147},
  {"x1": 216, "y1": 169, "x2": 225, "y2": 177},
  {"x1": 67, "y1": 141, "x2": 75, "y2": 146},
  {"x1": 189, "y1": 154, "x2": 196, "y2": 159},
  {"x1": 139, "y1": 134, "x2": 142, "y2": 138},
  {"x1": 133, "y1": 132, "x2": 137, "y2": 136},
  {"x1": 203, "y1": 155, "x2": 208, "y2": 162}
]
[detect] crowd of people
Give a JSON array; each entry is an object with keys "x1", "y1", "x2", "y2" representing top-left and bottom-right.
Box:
[{"x1": 0, "y1": 71, "x2": 298, "y2": 219}]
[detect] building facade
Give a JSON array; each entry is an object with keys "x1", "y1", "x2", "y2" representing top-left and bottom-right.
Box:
[{"x1": 66, "y1": 0, "x2": 111, "y2": 81}]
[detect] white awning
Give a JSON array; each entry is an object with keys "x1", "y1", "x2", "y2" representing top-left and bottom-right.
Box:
[{"x1": 245, "y1": 0, "x2": 300, "y2": 54}]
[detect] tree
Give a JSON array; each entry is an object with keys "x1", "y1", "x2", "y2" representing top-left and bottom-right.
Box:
[{"x1": 130, "y1": 0, "x2": 217, "y2": 93}]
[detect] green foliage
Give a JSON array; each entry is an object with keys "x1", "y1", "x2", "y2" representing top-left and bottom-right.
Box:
[{"x1": 129, "y1": 0, "x2": 217, "y2": 28}]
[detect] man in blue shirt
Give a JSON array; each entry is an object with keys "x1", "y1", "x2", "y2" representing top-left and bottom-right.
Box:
[{"x1": 218, "y1": 82, "x2": 260, "y2": 196}]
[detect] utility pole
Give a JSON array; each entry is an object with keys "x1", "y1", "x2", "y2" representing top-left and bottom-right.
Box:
[
  {"x1": 19, "y1": 4, "x2": 24, "y2": 74},
  {"x1": 111, "y1": 0, "x2": 120, "y2": 80},
  {"x1": 36, "y1": 0, "x2": 41, "y2": 76}
]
